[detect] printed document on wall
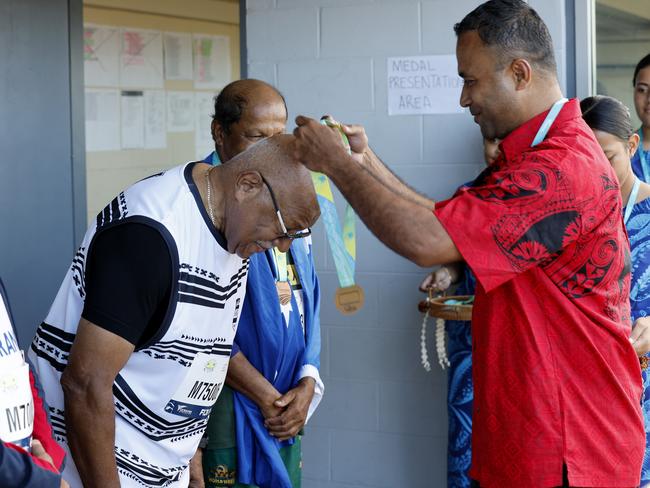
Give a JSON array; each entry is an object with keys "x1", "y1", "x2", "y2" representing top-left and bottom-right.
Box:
[
  {"x1": 121, "y1": 91, "x2": 145, "y2": 149},
  {"x1": 84, "y1": 25, "x2": 120, "y2": 87},
  {"x1": 144, "y1": 91, "x2": 167, "y2": 149},
  {"x1": 164, "y1": 32, "x2": 193, "y2": 81},
  {"x1": 193, "y1": 35, "x2": 231, "y2": 89},
  {"x1": 85, "y1": 89, "x2": 120, "y2": 151},
  {"x1": 120, "y1": 29, "x2": 164, "y2": 88},
  {"x1": 195, "y1": 92, "x2": 216, "y2": 159},
  {"x1": 167, "y1": 91, "x2": 195, "y2": 133},
  {"x1": 387, "y1": 55, "x2": 464, "y2": 115}
]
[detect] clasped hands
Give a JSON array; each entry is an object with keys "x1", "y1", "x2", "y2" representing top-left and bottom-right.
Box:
[{"x1": 260, "y1": 377, "x2": 316, "y2": 442}]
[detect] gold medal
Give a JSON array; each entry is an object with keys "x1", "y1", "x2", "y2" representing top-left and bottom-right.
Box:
[
  {"x1": 276, "y1": 281, "x2": 292, "y2": 305},
  {"x1": 335, "y1": 285, "x2": 365, "y2": 315}
]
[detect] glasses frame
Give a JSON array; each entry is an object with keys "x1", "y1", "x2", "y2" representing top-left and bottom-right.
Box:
[{"x1": 260, "y1": 174, "x2": 312, "y2": 240}]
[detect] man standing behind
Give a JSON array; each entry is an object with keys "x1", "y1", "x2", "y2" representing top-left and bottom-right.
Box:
[
  {"x1": 291, "y1": 1, "x2": 644, "y2": 486},
  {"x1": 198, "y1": 79, "x2": 323, "y2": 488},
  {"x1": 29, "y1": 135, "x2": 319, "y2": 488}
]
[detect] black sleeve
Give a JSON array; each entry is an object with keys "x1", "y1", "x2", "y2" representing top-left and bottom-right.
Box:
[{"x1": 82, "y1": 223, "x2": 172, "y2": 347}]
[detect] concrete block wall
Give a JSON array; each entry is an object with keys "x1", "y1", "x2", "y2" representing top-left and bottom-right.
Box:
[{"x1": 245, "y1": 1, "x2": 567, "y2": 486}]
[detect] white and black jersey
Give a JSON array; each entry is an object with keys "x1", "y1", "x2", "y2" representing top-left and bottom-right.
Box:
[{"x1": 28, "y1": 163, "x2": 248, "y2": 488}]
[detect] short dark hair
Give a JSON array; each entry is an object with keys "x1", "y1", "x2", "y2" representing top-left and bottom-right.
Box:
[
  {"x1": 454, "y1": 0, "x2": 556, "y2": 73},
  {"x1": 633, "y1": 53, "x2": 650, "y2": 87},
  {"x1": 580, "y1": 95, "x2": 634, "y2": 141},
  {"x1": 212, "y1": 79, "x2": 288, "y2": 135}
]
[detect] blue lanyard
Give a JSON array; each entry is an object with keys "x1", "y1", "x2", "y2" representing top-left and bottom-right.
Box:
[
  {"x1": 624, "y1": 177, "x2": 641, "y2": 225},
  {"x1": 531, "y1": 98, "x2": 568, "y2": 147},
  {"x1": 639, "y1": 129, "x2": 649, "y2": 182}
]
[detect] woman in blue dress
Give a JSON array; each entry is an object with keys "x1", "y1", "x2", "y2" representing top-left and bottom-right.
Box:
[
  {"x1": 581, "y1": 95, "x2": 650, "y2": 487},
  {"x1": 419, "y1": 138, "x2": 500, "y2": 488},
  {"x1": 631, "y1": 54, "x2": 650, "y2": 182}
]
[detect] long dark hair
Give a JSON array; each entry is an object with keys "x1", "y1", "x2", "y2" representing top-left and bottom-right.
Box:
[{"x1": 580, "y1": 95, "x2": 634, "y2": 141}]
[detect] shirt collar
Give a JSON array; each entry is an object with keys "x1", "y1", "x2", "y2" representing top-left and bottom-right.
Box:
[
  {"x1": 498, "y1": 98, "x2": 581, "y2": 162},
  {"x1": 204, "y1": 151, "x2": 222, "y2": 166}
]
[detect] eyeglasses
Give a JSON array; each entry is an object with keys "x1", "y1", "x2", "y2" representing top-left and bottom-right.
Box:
[{"x1": 260, "y1": 174, "x2": 312, "y2": 240}]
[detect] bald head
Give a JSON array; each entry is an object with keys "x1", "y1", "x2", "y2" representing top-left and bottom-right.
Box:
[
  {"x1": 225, "y1": 134, "x2": 320, "y2": 232},
  {"x1": 211, "y1": 79, "x2": 288, "y2": 163},
  {"x1": 213, "y1": 79, "x2": 287, "y2": 136}
]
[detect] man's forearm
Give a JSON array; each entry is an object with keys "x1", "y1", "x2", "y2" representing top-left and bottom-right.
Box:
[
  {"x1": 62, "y1": 383, "x2": 120, "y2": 487},
  {"x1": 326, "y1": 155, "x2": 455, "y2": 267},
  {"x1": 363, "y1": 148, "x2": 436, "y2": 209},
  {"x1": 226, "y1": 352, "x2": 280, "y2": 412}
]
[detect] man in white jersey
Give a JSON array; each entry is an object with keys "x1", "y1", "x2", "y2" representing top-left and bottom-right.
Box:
[{"x1": 28, "y1": 135, "x2": 319, "y2": 488}]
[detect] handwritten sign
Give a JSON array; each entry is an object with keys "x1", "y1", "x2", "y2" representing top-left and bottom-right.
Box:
[{"x1": 387, "y1": 55, "x2": 464, "y2": 115}]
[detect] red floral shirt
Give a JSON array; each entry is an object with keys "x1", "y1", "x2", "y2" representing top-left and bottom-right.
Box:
[{"x1": 435, "y1": 99, "x2": 644, "y2": 487}]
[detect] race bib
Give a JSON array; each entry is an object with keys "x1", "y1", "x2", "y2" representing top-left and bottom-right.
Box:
[
  {"x1": 164, "y1": 352, "x2": 229, "y2": 419},
  {"x1": 0, "y1": 361, "x2": 34, "y2": 449}
]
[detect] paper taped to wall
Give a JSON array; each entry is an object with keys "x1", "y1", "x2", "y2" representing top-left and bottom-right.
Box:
[{"x1": 84, "y1": 25, "x2": 120, "y2": 87}]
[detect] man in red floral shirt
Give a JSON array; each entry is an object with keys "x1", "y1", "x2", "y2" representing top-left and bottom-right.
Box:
[{"x1": 290, "y1": 0, "x2": 645, "y2": 486}]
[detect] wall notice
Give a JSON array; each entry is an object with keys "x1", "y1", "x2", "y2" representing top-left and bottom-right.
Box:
[{"x1": 387, "y1": 55, "x2": 464, "y2": 116}]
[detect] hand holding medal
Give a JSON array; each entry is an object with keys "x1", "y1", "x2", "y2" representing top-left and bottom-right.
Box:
[{"x1": 312, "y1": 116, "x2": 364, "y2": 315}]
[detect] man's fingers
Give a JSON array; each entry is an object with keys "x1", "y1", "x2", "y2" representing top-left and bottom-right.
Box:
[
  {"x1": 295, "y1": 115, "x2": 316, "y2": 127},
  {"x1": 269, "y1": 424, "x2": 301, "y2": 440},
  {"x1": 31, "y1": 439, "x2": 45, "y2": 456},
  {"x1": 60, "y1": 479, "x2": 70, "y2": 488},
  {"x1": 274, "y1": 390, "x2": 297, "y2": 408},
  {"x1": 419, "y1": 273, "x2": 434, "y2": 292},
  {"x1": 341, "y1": 123, "x2": 363, "y2": 136},
  {"x1": 631, "y1": 319, "x2": 650, "y2": 355},
  {"x1": 31, "y1": 439, "x2": 55, "y2": 467},
  {"x1": 631, "y1": 317, "x2": 649, "y2": 342}
]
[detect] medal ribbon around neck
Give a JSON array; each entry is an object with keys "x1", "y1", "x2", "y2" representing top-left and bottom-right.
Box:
[
  {"x1": 273, "y1": 248, "x2": 292, "y2": 305},
  {"x1": 311, "y1": 117, "x2": 357, "y2": 289}
]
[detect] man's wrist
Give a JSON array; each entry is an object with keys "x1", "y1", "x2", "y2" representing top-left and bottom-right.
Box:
[{"x1": 298, "y1": 376, "x2": 316, "y2": 393}]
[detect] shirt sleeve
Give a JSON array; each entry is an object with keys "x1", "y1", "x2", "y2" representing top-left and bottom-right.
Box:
[
  {"x1": 435, "y1": 159, "x2": 585, "y2": 293},
  {"x1": 0, "y1": 442, "x2": 61, "y2": 488},
  {"x1": 82, "y1": 222, "x2": 172, "y2": 347}
]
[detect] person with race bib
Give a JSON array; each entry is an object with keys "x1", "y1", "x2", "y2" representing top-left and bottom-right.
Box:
[
  {"x1": 28, "y1": 135, "x2": 320, "y2": 488},
  {"x1": 632, "y1": 54, "x2": 650, "y2": 183},
  {"x1": 197, "y1": 79, "x2": 323, "y2": 488},
  {"x1": 581, "y1": 94, "x2": 650, "y2": 488},
  {"x1": 0, "y1": 278, "x2": 67, "y2": 488},
  {"x1": 290, "y1": 1, "x2": 644, "y2": 486}
]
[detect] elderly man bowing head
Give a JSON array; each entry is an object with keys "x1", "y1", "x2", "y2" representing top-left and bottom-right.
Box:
[
  {"x1": 29, "y1": 134, "x2": 319, "y2": 488},
  {"x1": 198, "y1": 79, "x2": 325, "y2": 488}
]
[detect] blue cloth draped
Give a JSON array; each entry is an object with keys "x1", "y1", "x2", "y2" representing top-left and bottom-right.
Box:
[
  {"x1": 205, "y1": 147, "x2": 321, "y2": 488},
  {"x1": 626, "y1": 197, "x2": 650, "y2": 484},
  {"x1": 445, "y1": 269, "x2": 475, "y2": 488}
]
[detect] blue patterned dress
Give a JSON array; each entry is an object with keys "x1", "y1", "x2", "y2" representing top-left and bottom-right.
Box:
[
  {"x1": 445, "y1": 269, "x2": 475, "y2": 488},
  {"x1": 631, "y1": 147, "x2": 645, "y2": 182},
  {"x1": 626, "y1": 196, "x2": 650, "y2": 485}
]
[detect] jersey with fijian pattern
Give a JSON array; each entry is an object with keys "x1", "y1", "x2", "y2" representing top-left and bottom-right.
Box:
[{"x1": 28, "y1": 163, "x2": 248, "y2": 488}]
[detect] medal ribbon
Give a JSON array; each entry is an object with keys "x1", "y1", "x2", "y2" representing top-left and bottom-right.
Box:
[
  {"x1": 273, "y1": 248, "x2": 289, "y2": 282},
  {"x1": 311, "y1": 118, "x2": 356, "y2": 288},
  {"x1": 639, "y1": 128, "x2": 649, "y2": 183},
  {"x1": 624, "y1": 177, "x2": 641, "y2": 225}
]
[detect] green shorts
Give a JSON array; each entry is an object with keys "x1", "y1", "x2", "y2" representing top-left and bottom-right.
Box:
[
  {"x1": 203, "y1": 386, "x2": 302, "y2": 488},
  {"x1": 203, "y1": 436, "x2": 302, "y2": 488}
]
